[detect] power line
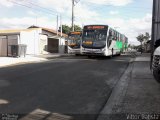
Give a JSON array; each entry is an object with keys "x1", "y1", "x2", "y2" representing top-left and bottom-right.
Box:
[
  {"x1": 8, "y1": 0, "x2": 63, "y2": 35},
  {"x1": 9, "y1": 0, "x2": 58, "y2": 16},
  {"x1": 9, "y1": 0, "x2": 72, "y2": 22},
  {"x1": 22, "y1": 1, "x2": 59, "y2": 15}
]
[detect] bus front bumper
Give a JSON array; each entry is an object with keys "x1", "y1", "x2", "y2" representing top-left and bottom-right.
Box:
[
  {"x1": 82, "y1": 48, "x2": 106, "y2": 56},
  {"x1": 68, "y1": 49, "x2": 81, "y2": 54}
]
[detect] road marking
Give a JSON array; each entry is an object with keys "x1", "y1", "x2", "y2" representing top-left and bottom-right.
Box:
[
  {"x1": 0, "y1": 99, "x2": 9, "y2": 104},
  {"x1": 20, "y1": 109, "x2": 74, "y2": 120}
]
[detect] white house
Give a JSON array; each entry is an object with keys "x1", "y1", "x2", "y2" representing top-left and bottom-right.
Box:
[
  {"x1": 28, "y1": 26, "x2": 67, "y2": 54},
  {"x1": 0, "y1": 26, "x2": 67, "y2": 57}
]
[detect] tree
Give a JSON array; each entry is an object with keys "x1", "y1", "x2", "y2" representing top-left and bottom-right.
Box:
[
  {"x1": 128, "y1": 44, "x2": 131, "y2": 49},
  {"x1": 136, "y1": 32, "x2": 151, "y2": 53},
  {"x1": 62, "y1": 25, "x2": 71, "y2": 34},
  {"x1": 144, "y1": 32, "x2": 150, "y2": 42},
  {"x1": 144, "y1": 32, "x2": 151, "y2": 51},
  {"x1": 136, "y1": 34, "x2": 145, "y2": 53},
  {"x1": 61, "y1": 24, "x2": 82, "y2": 34},
  {"x1": 74, "y1": 25, "x2": 82, "y2": 31}
]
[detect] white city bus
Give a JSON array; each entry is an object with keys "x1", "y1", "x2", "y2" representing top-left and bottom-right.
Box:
[
  {"x1": 67, "y1": 31, "x2": 82, "y2": 55},
  {"x1": 81, "y1": 25, "x2": 128, "y2": 57}
]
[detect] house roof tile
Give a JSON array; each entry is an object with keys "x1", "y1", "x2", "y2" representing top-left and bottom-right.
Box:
[{"x1": 28, "y1": 25, "x2": 68, "y2": 37}]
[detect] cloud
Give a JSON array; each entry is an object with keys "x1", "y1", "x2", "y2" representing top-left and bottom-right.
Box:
[
  {"x1": 36, "y1": 0, "x2": 100, "y2": 27},
  {"x1": 126, "y1": 14, "x2": 152, "y2": 45},
  {"x1": 87, "y1": 0, "x2": 133, "y2": 6},
  {"x1": 0, "y1": 17, "x2": 57, "y2": 29},
  {"x1": 122, "y1": 14, "x2": 152, "y2": 45},
  {"x1": 109, "y1": 11, "x2": 119, "y2": 15},
  {"x1": 128, "y1": 14, "x2": 152, "y2": 32},
  {"x1": 27, "y1": 11, "x2": 38, "y2": 16},
  {"x1": 74, "y1": 3, "x2": 99, "y2": 24},
  {"x1": 0, "y1": 0, "x2": 14, "y2": 7},
  {"x1": 37, "y1": 0, "x2": 71, "y2": 13}
]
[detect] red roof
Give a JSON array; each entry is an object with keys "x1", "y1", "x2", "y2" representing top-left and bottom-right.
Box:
[{"x1": 28, "y1": 25, "x2": 67, "y2": 37}]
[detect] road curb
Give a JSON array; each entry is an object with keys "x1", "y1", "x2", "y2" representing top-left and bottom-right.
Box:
[{"x1": 97, "y1": 57, "x2": 135, "y2": 120}]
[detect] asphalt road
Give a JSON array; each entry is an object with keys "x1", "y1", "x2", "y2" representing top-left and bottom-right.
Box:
[{"x1": 0, "y1": 55, "x2": 131, "y2": 120}]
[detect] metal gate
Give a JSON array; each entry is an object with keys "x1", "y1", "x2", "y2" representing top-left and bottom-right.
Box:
[
  {"x1": 48, "y1": 38, "x2": 59, "y2": 53},
  {"x1": 0, "y1": 37, "x2": 7, "y2": 56}
]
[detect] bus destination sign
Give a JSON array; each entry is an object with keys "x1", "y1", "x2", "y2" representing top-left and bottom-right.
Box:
[{"x1": 85, "y1": 25, "x2": 107, "y2": 29}]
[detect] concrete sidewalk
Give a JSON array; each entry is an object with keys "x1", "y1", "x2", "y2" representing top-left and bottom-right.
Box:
[
  {"x1": 0, "y1": 54, "x2": 70, "y2": 68},
  {"x1": 98, "y1": 53, "x2": 160, "y2": 120}
]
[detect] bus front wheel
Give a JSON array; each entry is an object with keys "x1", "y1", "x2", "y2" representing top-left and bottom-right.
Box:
[{"x1": 153, "y1": 66, "x2": 160, "y2": 83}]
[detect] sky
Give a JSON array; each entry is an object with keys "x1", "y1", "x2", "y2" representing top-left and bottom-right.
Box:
[{"x1": 0, "y1": 0, "x2": 153, "y2": 45}]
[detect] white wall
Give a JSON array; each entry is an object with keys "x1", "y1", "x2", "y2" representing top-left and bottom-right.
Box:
[
  {"x1": 20, "y1": 29, "x2": 41, "y2": 55},
  {"x1": 39, "y1": 34, "x2": 48, "y2": 54},
  {"x1": 59, "y1": 37, "x2": 66, "y2": 54}
]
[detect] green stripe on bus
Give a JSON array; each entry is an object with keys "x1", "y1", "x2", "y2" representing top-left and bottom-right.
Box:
[{"x1": 116, "y1": 41, "x2": 123, "y2": 49}]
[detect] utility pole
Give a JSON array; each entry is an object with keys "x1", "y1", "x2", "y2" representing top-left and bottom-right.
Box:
[
  {"x1": 56, "y1": 15, "x2": 59, "y2": 36},
  {"x1": 71, "y1": 0, "x2": 80, "y2": 32},
  {"x1": 60, "y1": 14, "x2": 62, "y2": 37},
  {"x1": 72, "y1": 0, "x2": 74, "y2": 32}
]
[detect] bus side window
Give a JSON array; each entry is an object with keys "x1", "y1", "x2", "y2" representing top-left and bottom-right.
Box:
[
  {"x1": 121, "y1": 35, "x2": 123, "y2": 42},
  {"x1": 109, "y1": 29, "x2": 113, "y2": 36},
  {"x1": 118, "y1": 34, "x2": 120, "y2": 41},
  {"x1": 114, "y1": 31, "x2": 117, "y2": 40},
  {"x1": 108, "y1": 34, "x2": 112, "y2": 47},
  {"x1": 117, "y1": 33, "x2": 119, "y2": 41},
  {"x1": 116, "y1": 32, "x2": 118, "y2": 41}
]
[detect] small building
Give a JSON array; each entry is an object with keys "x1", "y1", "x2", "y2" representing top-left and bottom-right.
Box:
[
  {"x1": 0, "y1": 26, "x2": 67, "y2": 57},
  {"x1": 28, "y1": 26, "x2": 67, "y2": 54}
]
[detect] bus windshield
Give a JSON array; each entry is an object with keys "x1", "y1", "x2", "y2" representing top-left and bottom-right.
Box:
[
  {"x1": 68, "y1": 34, "x2": 81, "y2": 40},
  {"x1": 83, "y1": 29, "x2": 107, "y2": 41},
  {"x1": 68, "y1": 33, "x2": 81, "y2": 48}
]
